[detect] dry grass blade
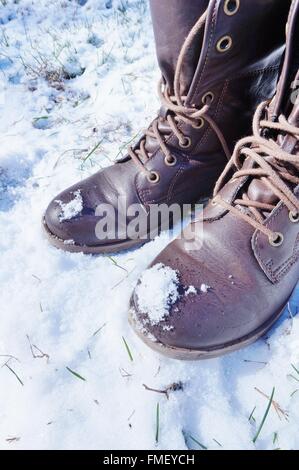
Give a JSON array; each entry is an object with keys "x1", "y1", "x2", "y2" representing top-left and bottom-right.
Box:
[
  {"x1": 243, "y1": 359, "x2": 268, "y2": 365},
  {"x1": 6, "y1": 437, "x2": 21, "y2": 444},
  {"x1": 143, "y1": 381, "x2": 184, "y2": 399},
  {"x1": 3, "y1": 362, "x2": 24, "y2": 386},
  {"x1": 255, "y1": 387, "x2": 289, "y2": 421},
  {"x1": 248, "y1": 406, "x2": 256, "y2": 423},
  {"x1": 119, "y1": 368, "x2": 132, "y2": 378},
  {"x1": 143, "y1": 384, "x2": 168, "y2": 398},
  {"x1": 27, "y1": 335, "x2": 49, "y2": 362},
  {"x1": 0, "y1": 354, "x2": 20, "y2": 363}
]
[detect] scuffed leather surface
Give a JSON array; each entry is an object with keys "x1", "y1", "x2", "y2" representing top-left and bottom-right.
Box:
[{"x1": 46, "y1": 160, "x2": 140, "y2": 246}]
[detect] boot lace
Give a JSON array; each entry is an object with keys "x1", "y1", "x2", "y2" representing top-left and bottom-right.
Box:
[
  {"x1": 127, "y1": 10, "x2": 231, "y2": 183},
  {"x1": 213, "y1": 100, "x2": 299, "y2": 245}
]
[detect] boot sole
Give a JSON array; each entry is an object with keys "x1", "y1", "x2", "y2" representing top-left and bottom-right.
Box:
[
  {"x1": 128, "y1": 292, "x2": 295, "y2": 360},
  {"x1": 42, "y1": 217, "x2": 145, "y2": 254},
  {"x1": 42, "y1": 196, "x2": 210, "y2": 255}
]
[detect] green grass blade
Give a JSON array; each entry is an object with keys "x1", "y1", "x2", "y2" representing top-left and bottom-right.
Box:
[
  {"x1": 253, "y1": 387, "x2": 275, "y2": 444},
  {"x1": 213, "y1": 438, "x2": 222, "y2": 448},
  {"x1": 82, "y1": 140, "x2": 103, "y2": 164},
  {"x1": 122, "y1": 336, "x2": 133, "y2": 362},
  {"x1": 189, "y1": 434, "x2": 208, "y2": 450},
  {"x1": 107, "y1": 256, "x2": 127, "y2": 272},
  {"x1": 155, "y1": 403, "x2": 160, "y2": 444},
  {"x1": 66, "y1": 366, "x2": 86, "y2": 382}
]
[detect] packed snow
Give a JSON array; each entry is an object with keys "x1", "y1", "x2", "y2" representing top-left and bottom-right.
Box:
[
  {"x1": 0, "y1": 0, "x2": 299, "y2": 451},
  {"x1": 56, "y1": 190, "x2": 83, "y2": 222},
  {"x1": 185, "y1": 286, "x2": 197, "y2": 296},
  {"x1": 200, "y1": 283, "x2": 211, "y2": 293},
  {"x1": 135, "y1": 263, "x2": 179, "y2": 325}
]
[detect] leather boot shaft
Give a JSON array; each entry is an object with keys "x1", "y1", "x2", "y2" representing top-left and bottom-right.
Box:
[
  {"x1": 150, "y1": 0, "x2": 209, "y2": 94},
  {"x1": 150, "y1": 0, "x2": 291, "y2": 102}
]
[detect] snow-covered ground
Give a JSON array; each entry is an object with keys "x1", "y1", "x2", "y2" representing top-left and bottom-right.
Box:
[{"x1": 0, "y1": 0, "x2": 299, "y2": 451}]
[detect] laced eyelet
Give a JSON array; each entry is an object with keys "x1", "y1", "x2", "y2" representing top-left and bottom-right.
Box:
[
  {"x1": 179, "y1": 136, "x2": 192, "y2": 149},
  {"x1": 202, "y1": 92, "x2": 214, "y2": 105},
  {"x1": 269, "y1": 232, "x2": 284, "y2": 247},
  {"x1": 192, "y1": 117, "x2": 205, "y2": 129},
  {"x1": 164, "y1": 155, "x2": 177, "y2": 167},
  {"x1": 224, "y1": 0, "x2": 240, "y2": 16},
  {"x1": 147, "y1": 171, "x2": 160, "y2": 184},
  {"x1": 216, "y1": 35, "x2": 233, "y2": 53},
  {"x1": 289, "y1": 211, "x2": 299, "y2": 223}
]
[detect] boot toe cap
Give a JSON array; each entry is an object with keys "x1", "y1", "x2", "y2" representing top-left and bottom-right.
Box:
[
  {"x1": 44, "y1": 185, "x2": 97, "y2": 247},
  {"x1": 129, "y1": 254, "x2": 221, "y2": 353},
  {"x1": 129, "y1": 239, "x2": 260, "y2": 355}
]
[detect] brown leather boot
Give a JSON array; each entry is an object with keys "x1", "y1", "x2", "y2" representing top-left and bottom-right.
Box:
[
  {"x1": 129, "y1": 0, "x2": 299, "y2": 360},
  {"x1": 43, "y1": 0, "x2": 290, "y2": 254}
]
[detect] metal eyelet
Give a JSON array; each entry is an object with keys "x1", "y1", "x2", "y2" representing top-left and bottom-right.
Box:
[
  {"x1": 216, "y1": 35, "x2": 233, "y2": 53},
  {"x1": 192, "y1": 117, "x2": 205, "y2": 129},
  {"x1": 211, "y1": 198, "x2": 217, "y2": 206},
  {"x1": 164, "y1": 155, "x2": 177, "y2": 167},
  {"x1": 147, "y1": 171, "x2": 160, "y2": 184},
  {"x1": 224, "y1": 0, "x2": 240, "y2": 16},
  {"x1": 202, "y1": 92, "x2": 214, "y2": 105},
  {"x1": 269, "y1": 232, "x2": 284, "y2": 247},
  {"x1": 289, "y1": 211, "x2": 299, "y2": 223},
  {"x1": 179, "y1": 137, "x2": 192, "y2": 149}
]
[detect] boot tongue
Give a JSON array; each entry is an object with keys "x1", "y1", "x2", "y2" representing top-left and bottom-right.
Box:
[
  {"x1": 246, "y1": 0, "x2": 299, "y2": 208},
  {"x1": 246, "y1": 108, "x2": 299, "y2": 208},
  {"x1": 246, "y1": 72, "x2": 299, "y2": 210}
]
